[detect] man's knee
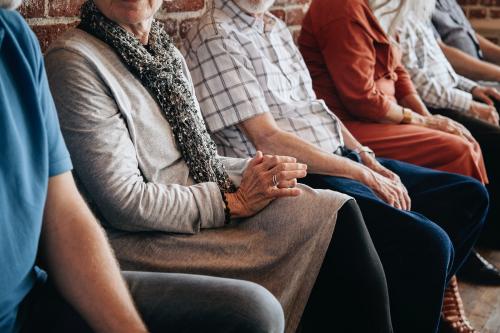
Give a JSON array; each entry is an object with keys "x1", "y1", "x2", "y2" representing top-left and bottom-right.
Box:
[
  {"x1": 415, "y1": 222, "x2": 454, "y2": 275},
  {"x1": 455, "y1": 177, "x2": 489, "y2": 229}
]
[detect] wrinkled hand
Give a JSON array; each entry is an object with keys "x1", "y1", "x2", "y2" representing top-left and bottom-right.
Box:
[
  {"x1": 358, "y1": 153, "x2": 411, "y2": 210},
  {"x1": 423, "y1": 115, "x2": 476, "y2": 143},
  {"x1": 469, "y1": 101, "x2": 500, "y2": 126},
  {"x1": 361, "y1": 166, "x2": 411, "y2": 211},
  {"x1": 359, "y1": 151, "x2": 400, "y2": 182},
  {"x1": 226, "y1": 151, "x2": 308, "y2": 218},
  {"x1": 472, "y1": 86, "x2": 500, "y2": 107}
]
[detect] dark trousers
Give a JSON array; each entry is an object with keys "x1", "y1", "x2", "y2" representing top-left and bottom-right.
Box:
[
  {"x1": 431, "y1": 105, "x2": 500, "y2": 247},
  {"x1": 300, "y1": 200, "x2": 393, "y2": 333},
  {"x1": 19, "y1": 272, "x2": 285, "y2": 333},
  {"x1": 301, "y1": 158, "x2": 488, "y2": 333}
]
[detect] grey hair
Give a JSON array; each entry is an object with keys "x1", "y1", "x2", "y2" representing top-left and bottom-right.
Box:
[
  {"x1": 0, "y1": 0, "x2": 23, "y2": 10},
  {"x1": 369, "y1": 0, "x2": 436, "y2": 36}
]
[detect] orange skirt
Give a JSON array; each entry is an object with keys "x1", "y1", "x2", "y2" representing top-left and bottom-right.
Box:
[{"x1": 344, "y1": 121, "x2": 489, "y2": 184}]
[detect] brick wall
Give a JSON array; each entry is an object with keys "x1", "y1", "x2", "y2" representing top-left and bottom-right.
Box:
[
  {"x1": 458, "y1": 0, "x2": 500, "y2": 43},
  {"x1": 19, "y1": 0, "x2": 311, "y2": 51},
  {"x1": 18, "y1": 0, "x2": 500, "y2": 52}
]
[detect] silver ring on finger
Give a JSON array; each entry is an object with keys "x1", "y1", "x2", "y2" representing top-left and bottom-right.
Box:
[{"x1": 272, "y1": 174, "x2": 279, "y2": 187}]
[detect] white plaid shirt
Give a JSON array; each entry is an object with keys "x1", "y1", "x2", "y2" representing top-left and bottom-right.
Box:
[
  {"x1": 183, "y1": 0, "x2": 344, "y2": 158},
  {"x1": 399, "y1": 15, "x2": 478, "y2": 112}
]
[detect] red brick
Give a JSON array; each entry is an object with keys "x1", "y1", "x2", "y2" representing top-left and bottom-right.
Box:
[
  {"x1": 286, "y1": 7, "x2": 304, "y2": 26},
  {"x1": 18, "y1": 0, "x2": 45, "y2": 18},
  {"x1": 468, "y1": 8, "x2": 488, "y2": 18},
  {"x1": 480, "y1": 0, "x2": 500, "y2": 5},
  {"x1": 49, "y1": 0, "x2": 85, "y2": 17},
  {"x1": 31, "y1": 22, "x2": 79, "y2": 52},
  {"x1": 490, "y1": 8, "x2": 500, "y2": 18},
  {"x1": 458, "y1": 0, "x2": 479, "y2": 4},
  {"x1": 270, "y1": 9, "x2": 286, "y2": 21},
  {"x1": 163, "y1": 0, "x2": 204, "y2": 13}
]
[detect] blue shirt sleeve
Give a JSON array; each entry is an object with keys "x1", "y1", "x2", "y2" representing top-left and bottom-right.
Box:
[{"x1": 33, "y1": 30, "x2": 73, "y2": 177}]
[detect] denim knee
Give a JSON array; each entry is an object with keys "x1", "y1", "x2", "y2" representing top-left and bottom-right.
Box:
[
  {"x1": 460, "y1": 177, "x2": 489, "y2": 228},
  {"x1": 423, "y1": 224, "x2": 455, "y2": 277}
]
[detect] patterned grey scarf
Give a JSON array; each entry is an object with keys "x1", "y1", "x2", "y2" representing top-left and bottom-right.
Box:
[{"x1": 79, "y1": 1, "x2": 235, "y2": 193}]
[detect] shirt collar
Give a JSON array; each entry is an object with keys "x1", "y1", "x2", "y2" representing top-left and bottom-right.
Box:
[{"x1": 215, "y1": 0, "x2": 277, "y2": 33}]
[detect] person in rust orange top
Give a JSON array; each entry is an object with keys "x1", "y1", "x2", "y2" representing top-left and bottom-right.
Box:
[
  {"x1": 299, "y1": 1, "x2": 500, "y2": 331},
  {"x1": 298, "y1": 0, "x2": 488, "y2": 184}
]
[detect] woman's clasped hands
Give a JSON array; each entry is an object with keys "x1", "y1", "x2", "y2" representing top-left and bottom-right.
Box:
[{"x1": 226, "y1": 151, "x2": 308, "y2": 218}]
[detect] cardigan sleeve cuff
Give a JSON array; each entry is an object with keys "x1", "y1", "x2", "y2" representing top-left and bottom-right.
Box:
[{"x1": 191, "y1": 182, "x2": 226, "y2": 229}]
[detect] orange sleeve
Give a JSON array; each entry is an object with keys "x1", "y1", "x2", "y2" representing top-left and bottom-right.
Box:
[
  {"x1": 394, "y1": 63, "x2": 418, "y2": 101},
  {"x1": 317, "y1": 16, "x2": 393, "y2": 121}
]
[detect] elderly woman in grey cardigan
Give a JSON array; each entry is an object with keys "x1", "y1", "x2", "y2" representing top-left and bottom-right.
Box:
[{"x1": 45, "y1": 1, "x2": 394, "y2": 332}]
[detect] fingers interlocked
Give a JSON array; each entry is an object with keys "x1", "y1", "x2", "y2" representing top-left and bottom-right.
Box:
[{"x1": 267, "y1": 162, "x2": 307, "y2": 190}]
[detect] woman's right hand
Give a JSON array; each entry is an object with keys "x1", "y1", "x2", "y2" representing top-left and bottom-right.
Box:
[{"x1": 226, "y1": 151, "x2": 308, "y2": 218}]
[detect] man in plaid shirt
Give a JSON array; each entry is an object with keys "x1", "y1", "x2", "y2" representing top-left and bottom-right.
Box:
[
  {"x1": 399, "y1": 14, "x2": 500, "y2": 124},
  {"x1": 399, "y1": 11, "x2": 500, "y2": 252},
  {"x1": 183, "y1": 1, "x2": 489, "y2": 332}
]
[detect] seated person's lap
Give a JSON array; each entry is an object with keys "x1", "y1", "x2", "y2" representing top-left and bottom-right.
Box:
[{"x1": 19, "y1": 272, "x2": 284, "y2": 333}]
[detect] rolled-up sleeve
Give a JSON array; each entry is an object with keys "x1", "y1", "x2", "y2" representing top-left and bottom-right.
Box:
[
  {"x1": 45, "y1": 48, "x2": 226, "y2": 234},
  {"x1": 34, "y1": 34, "x2": 72, "y2": 177},
  {"x1": 456, "y1": 75, "x2": 478, "y2": 93}
]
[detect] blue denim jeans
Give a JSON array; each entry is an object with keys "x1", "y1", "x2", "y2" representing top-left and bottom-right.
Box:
[{"x1": 301, "y1": 156, "x2": 488, "y2": 333}]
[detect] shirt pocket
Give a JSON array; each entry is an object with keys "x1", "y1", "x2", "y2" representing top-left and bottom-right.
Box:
[{"x1": 261, "y1": 59, "x2": 292, "y2": 97}]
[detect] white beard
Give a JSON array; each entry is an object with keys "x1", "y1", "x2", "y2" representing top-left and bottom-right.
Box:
[
  {"x1": 0, "y1": 0, "x2": 23, "y2": 10},
  {"x1": 234, "y1": 0, "x2": 275, "y2": 15}
]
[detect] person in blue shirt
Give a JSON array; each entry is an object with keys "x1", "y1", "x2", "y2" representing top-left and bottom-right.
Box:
[
  {"x1": 0, "y1": 2, "x2": 285, "y2": 332},
  {"x1": 432, "y1": 0, "x2": 500, "y2": 83}
]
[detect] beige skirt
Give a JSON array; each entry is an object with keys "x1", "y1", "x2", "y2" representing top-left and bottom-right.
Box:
[{"x1": 109, "y1": 185, "x2": 351, "y2": 333}]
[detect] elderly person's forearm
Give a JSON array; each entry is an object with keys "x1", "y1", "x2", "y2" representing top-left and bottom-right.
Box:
[
  {"x1": 440, "y1": 41, "x2": 500, "y2": 82},
  {"x1": 239, "y1": 113, "x2": 369, "y2": 180},
  {"x1": 40, "y1": 173, "x2": 148, "y2": 333},
  {"x1": 477, "y1": 34, "x2": 500, "y2": 66}
]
